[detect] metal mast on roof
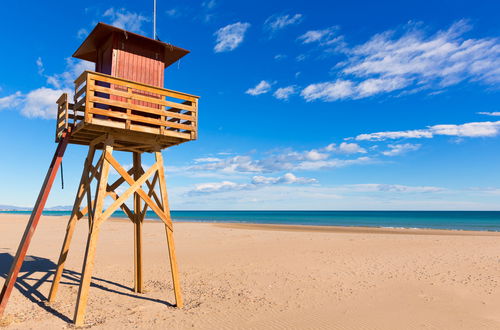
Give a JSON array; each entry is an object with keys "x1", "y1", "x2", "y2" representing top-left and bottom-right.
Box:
[{"x1": 153, "y1": 0, "x2": 157, "y2": 40}]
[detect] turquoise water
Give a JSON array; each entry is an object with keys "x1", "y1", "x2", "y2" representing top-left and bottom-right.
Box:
[{"x1": 2, "y1": 210, "x2": 500, "y2": 232}]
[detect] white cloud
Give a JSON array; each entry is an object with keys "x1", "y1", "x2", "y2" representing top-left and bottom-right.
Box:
[
  {"x1": 246, "y1": 80, "x2": 272, "y2": 96},
  {"x1": 298, "y1": 26, "x2": 341, "y2": 45},
  {"x1": 0, "y1": 92, "x2": 23, "y2": 111},
  {"x1": 190, "y1": 172, "x2": 317, "y2": 195},
  {"x1": 191, "y1": 181, "x2": 251, "y2": 195},
  {"x1": 77, "y1": 28, "x2": 88, "y2": 39},
  {"x1": 301, "y1": 79, "x2": 355, "y2": 101},
  {"x1": 294, "y1": 156, "x2": 373, "y2": 171},
  {"x1": 252, "y1": 173, "x2": 317, "y2": 185},
  {"x1": 323, "y1": 142, "x2": 367, "y2": 154},
  {"x1": 181, "y1": 147, "x2": 374, "y2": 176},
  {"x1": 274, "y1": 54, "x2": 287, "y2": 61},
  {"x1": 265, "y1": 14, "x2": 302, "y2": 32},
  {"x1": 194, "y1": 157, "x2": 223, "y2": 163},
  {"x1": 304, "y1": 150, "x2": 329, "y2": 161},
  {"x1": 343, "y1": 184, "x2": 443, "y2": 193},
  {"x1": 103, "y1": 8, "x2": 149, "y2": 33},
  {"x1": 165, "y1": 8, "x2": 180, "y2": 18},
  {"x1": 338, "y1": 142, "x2": 367, "y2": 154},
  {"x1": 301, "y1": 77, "x2": 412, "y2": 102},
  {"x1": 46, "y1": 58, "x2": 94, "y2": 90},
  {"x1": 296, "y1": 54, "x2": 307, "y2": 62},
  {"x1": 36, "y1": 57, "x2": 44, "y2": 75},
  {"x1": 20, "y1": 87, "x2": 71, "y2": 119},
  {"x1": 0, "y1": 56, "x2": 92, "y2": 119},
  {"x1": 214, "y1": 22, "x2": 251, "y2": 53},
  {"x1": 301, "y1": 20, "x2": 500, "y2": 102},
  {"x1": 477, "y1": 112, "x2": 500, "y2": 116},
  {"x1": 382, "y1": 143, "x2": 421, "y2": 156},
  {"x1": 356, "y1": 120, "x2": 500, "y2": 141},
  {"x1": 202, "y1": 0, "x2": 217, "y2": 9},
  {"x1": 273, "y1": 86, "x2": 297, "y2": 100}
]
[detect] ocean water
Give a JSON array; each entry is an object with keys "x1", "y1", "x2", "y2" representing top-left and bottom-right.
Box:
[{"x1": 1, "y1": 210, "x2": 500, "y2": 232}]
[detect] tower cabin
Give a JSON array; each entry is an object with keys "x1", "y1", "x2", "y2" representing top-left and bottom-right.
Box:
[{"x1": 55, "y1": 22, "x2": 198, "y2": 153}]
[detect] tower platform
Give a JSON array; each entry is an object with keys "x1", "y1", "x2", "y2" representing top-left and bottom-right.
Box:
[{"x1": 56, "y1": 70, "x2": 198, "y2": 153}]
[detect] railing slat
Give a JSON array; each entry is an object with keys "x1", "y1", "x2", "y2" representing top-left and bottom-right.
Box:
[
  {"x1": 88, "y1": 108, "x2": 195, "y2": 132},
  {"x1": 90, "y1": 84, "x2": 194, "y2": 111},
  {"x1": 88, "y1": 95, "x2": 195, "y2": 123}
]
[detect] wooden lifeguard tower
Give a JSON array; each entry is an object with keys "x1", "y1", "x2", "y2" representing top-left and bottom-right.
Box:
[{"x1": 0, "y1": 22, "x2": 198, "y2": 326}]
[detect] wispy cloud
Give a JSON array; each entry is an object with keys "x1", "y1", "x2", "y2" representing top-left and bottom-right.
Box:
[
  {"x1": 355, "y1": 120, "x2": 500, "y2": 141},
  {"x1": 36, "y1": 57, "x2": 44, "y2": 75},
  {"x1": 298, "y1": 26, "x2": 342, "y2": 45},
  {"x1": 77, "y1": 28, "x2": 88, "y2": 39},
  {"x1": 301, "y1": 20, "x2": 500, "y2": 102},
  {"x1": 0, "y1": 92, "x2": 22, "y2": 111},
  {"x1": 0, "y1": 57, "x2": 92, "y2": 118},
  {"x1": 189, "y1": 172, "x2": 317, "y2": 195},
  {"x1": 252, "y1": 173, "x2": 317, "y2": 185},
  {"x1": 324, "y1": 142, "x2": 367, "y2": 154},
  {"x1": 20, "y1": 87, "x2": 70, "y2": 119},
  {"x1": 382, "y1": 143, "x2": 421, "y2": 156},
  {"x1": 273, "y1": 86, "x2": 297, "y2": 100},
  {"x1": 183, "y1": 151, "x2": 373, "y2": 175},
  {"x1": 46, "y1": 58, "x2": 94, "y2": 90},
  {"x1": 165, "y1": 8, "x2": 180, "y2": 18},
  {"x1": 190, "y1": 181, "x2": 251, "y2": 195},
  {"x1": 477, "y1": 111, "x2": 500, "y2": 116},
  {"x1": 194, "y1": 157, "x2": 223, "y2": 163},
  {"x1": 342, "y1": 183, "x2": 443, "y2": 193},
  {"x1": 301, "y1": 79, "x2": 355, "y2": 101},
  {"x1": 103, "y1": 8, "x2": 149, "y2": 33},
  {"x1": 0, "y1": 87, "x2": 70, "y2": 119},
  {"x1": 214, "y1": 22, "x2": 251, "y2": 53},
  {"x1": 246, "y1": 80, "x2": 272, "y2": 95},
  {"x1": 264, "y1": 14, "x2": 302, "y2": 33},
  {"x1": 202, "y1": 0, "x2": 217, "y2": 9}
]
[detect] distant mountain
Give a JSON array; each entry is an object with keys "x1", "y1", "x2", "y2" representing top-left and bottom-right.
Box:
[
  {"x1": 0, "y1": 205, "x2": 72, "y2": 211},
  {"x1": 45, "y1": 205, "x2": 73, "y2": 211},
  {"x1": 0, "y1": 205, "x2": 31, "y2": 211}
]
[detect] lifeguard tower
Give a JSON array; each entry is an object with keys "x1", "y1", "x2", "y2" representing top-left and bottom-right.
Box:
[{"x1": 0, "y1": 22, "x2": 198, "y2": 326}]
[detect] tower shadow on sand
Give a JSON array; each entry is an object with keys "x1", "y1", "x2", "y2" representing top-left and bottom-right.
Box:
[{"x1": 0, "y1": 253, "x2": 173, "y2": 323}]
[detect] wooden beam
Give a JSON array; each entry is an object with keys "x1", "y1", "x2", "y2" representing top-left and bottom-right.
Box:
[
  {"x1": 73, "y1": 139, "x2": 113, "y2": 326},
  {"x1": 155, "y1": 151, "x2": 183, "y2": 308},
  {"x1": 0, "y1": 131, "x2": 70, "y2": 317},
  {"x1": 48, "y1": 145, "x2": 96, "y2": 303},
  {"x1": 104, "y1": 153, "x2": 173, "y2": 230},
  {"x1": 99, "y1": 160, "x2": 159, "y2": 224},
  {"x1": 133, "y1": 152, "x2": 143, "y2": 293}
]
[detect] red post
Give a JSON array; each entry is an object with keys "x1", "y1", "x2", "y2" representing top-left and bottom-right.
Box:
[{"x1": 0, "y1": 130, "x2": 70, "y2": 317}]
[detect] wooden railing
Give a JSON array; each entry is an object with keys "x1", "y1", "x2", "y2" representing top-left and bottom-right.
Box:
[
  {"x1": 55, "y1": 94, "x2": 69, "y2": 142},
  {"x1": 68, "y1": 71, "x2": 198, "y2": 141}
]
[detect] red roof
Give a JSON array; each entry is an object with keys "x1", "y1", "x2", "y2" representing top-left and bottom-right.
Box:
[{"x1": 73, "y1": 22, "x2": 190, "y2": 68}]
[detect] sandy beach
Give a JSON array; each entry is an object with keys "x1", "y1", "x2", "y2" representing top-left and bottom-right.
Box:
[{"x1": 0, "y1": 213, "x2": 499, "y2": 329}]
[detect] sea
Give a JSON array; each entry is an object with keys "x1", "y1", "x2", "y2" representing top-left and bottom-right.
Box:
[{"x1": 1, "y1": 210, "x2": 500, "y2": 232}]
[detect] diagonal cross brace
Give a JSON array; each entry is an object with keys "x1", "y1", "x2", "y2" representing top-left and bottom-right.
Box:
[{"x1": 104, "y1": 153, "x2": 173, "y2": 230}]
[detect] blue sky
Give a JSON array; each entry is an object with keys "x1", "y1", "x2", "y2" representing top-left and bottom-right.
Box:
[{"x1": 1, "y1": 0, "x2": 500, "y2": 210}]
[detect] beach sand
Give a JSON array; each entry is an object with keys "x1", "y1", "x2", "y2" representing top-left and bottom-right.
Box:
[{"x1": 0, "y1": 214, "x2": 499, "y2": 329}]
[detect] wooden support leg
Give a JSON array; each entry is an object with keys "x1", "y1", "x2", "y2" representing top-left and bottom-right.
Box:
[
  {"x1": 74, "y1": 139, "x2": 113, "y2": 326},
  {"x1": 133, "y1": 152, "x2": 143, "y2": 293},
  {"x1": 48, "y1": 146, "x2": 96, "y2": 303},
  {"x1": 155, "y1": 152, "x2": 183, "y2": 308},
  {"x1": 0, "y1": 132, "x2": 70, "y2": 317},
  {"x1": 73, "y1": 221, "x2": 103, "y2": 326}
]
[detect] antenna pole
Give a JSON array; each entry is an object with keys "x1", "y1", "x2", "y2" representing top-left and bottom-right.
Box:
[{"x1": 153, "y1": 0, "x2": 157, "y2": 40}]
